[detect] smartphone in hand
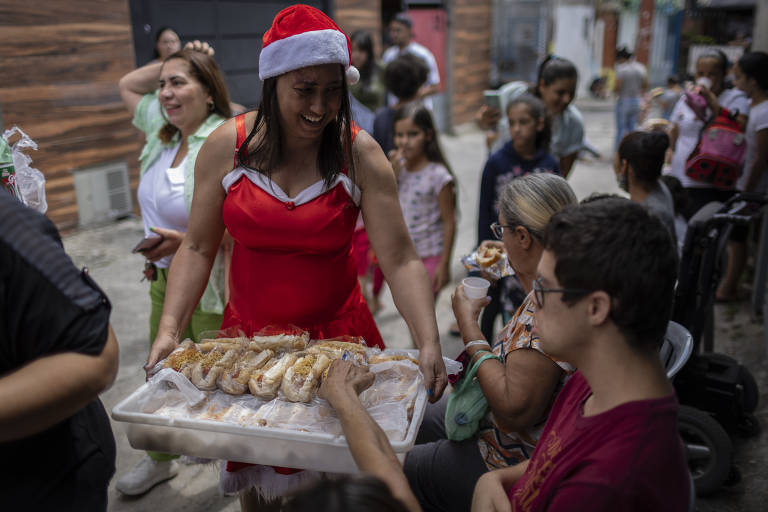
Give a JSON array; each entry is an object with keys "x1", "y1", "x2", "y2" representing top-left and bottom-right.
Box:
[
  {"x1": 132, "y1": 233, "x2": 163, "y2": 253},
  {"x1": 483, "y1": 90, "x2": 503, "y2": 112}
]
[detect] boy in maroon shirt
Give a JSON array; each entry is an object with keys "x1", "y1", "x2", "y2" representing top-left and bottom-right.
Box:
[{"x1": 472, "y1": 197, "x2": 689, "y2": 511}]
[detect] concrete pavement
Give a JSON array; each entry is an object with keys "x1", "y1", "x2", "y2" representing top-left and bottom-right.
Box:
[{"x1": 59, "y1": 102, "x2": 766, "y2": 511}]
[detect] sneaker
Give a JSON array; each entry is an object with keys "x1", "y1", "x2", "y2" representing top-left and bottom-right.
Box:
[{"x1": 115, "y1": 456, "x2": 179, "y2": 496}]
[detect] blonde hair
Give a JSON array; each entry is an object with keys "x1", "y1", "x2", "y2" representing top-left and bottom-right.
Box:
[{"x1": 498, "y1": 173, "x2": 577, "y2": 240}]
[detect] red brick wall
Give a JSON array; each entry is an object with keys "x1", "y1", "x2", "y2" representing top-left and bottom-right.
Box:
[
  {"x1": 334, "y1": 0, "x2": 383, "y2": 58},
  {"x1": 450, "y1": 0, "x2": 493, "y2": 125},
  {"x1": 600, "y1": 8, "x2": 619, "y2": 68}
]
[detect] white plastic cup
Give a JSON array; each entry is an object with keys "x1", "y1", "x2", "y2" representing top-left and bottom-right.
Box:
[
  {"x1": 462, "y1": 277, "x2": 490, "y2": 299},
  {"x1": 696, "y1": 77, "x2": 712, "y2": 89}
]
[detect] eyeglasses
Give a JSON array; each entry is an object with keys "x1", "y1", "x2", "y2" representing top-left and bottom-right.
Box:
[
  {"x1": 490, "y1": 222, "x2": 515, "y2": 240},
  {"x1": 532, "y1": 277, "x2": 593, "y2": 308}
]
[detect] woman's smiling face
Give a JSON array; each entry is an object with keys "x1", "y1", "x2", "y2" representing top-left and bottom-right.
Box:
[
  {"x1": 276, "y1": 64, "x2": 344, "y2": 141},
  {"x1": 158, "y1": 58, "x2": 211, "y2": 137}
]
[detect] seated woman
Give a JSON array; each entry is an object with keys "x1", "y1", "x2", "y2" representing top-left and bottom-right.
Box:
[
  {"x1": 403, "y1": 173, "x2": 578, "y2": 512},
  {"x1": 614, "y1": 131, "x2": 678, "y2": 247}
]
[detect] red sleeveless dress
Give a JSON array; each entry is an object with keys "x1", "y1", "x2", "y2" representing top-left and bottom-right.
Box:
[{"x1": 220, "y1": 115, "x2": 384, "y2": 348}]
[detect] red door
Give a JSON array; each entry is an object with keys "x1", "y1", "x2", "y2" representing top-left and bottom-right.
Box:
[{"x1": 408, "y1": 8, "x2": 447, "y2": 92}]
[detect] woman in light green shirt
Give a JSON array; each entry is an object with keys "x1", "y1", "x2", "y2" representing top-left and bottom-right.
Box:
[{"x1": 114, "y1": 41, "x2": 232, "y2": 496}]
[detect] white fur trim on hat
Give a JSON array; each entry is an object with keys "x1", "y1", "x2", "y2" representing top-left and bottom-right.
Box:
[
  {"x1": 346, "y1": 65, "x2": 360, "y2": 85},
  {"x1": 259, "y1": 29, "x2": 349, "y2": 80}
]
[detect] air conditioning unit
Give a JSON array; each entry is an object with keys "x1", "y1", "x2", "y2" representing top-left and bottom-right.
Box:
[{"x1": 73, "y1": 161, "x2": 133, "y2": 227}]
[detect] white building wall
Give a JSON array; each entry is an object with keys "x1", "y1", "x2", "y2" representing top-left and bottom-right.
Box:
[{"x1": 552, "y1": 4, "x2": 596, "y2": 95}]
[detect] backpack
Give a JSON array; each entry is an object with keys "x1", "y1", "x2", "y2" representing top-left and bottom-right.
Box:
[{"x1": 685, "y1": 107, "x2": 746, "y2": 190}]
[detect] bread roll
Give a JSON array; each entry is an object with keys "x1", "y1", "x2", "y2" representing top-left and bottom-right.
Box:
[{"x1": 218, "y1": 349, "x2": 275, "y2": 395}]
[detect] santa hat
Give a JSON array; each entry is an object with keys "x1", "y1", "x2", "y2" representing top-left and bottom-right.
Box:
[{"x1": 259, "y1": 4, "x2": 359, "y2": 84}]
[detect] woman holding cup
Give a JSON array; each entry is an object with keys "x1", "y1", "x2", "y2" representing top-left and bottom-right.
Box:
[{"x1": 403, "y1": 173, "x2": 577, "y2": 512}]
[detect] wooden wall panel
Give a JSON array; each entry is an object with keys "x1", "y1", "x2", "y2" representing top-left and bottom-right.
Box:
[
  {"x1": 0, "y1": 1, "x2": 141, "y2": 230},
  {"x1": 451, "y1": 0, "x2": 493, "y2": 125}
]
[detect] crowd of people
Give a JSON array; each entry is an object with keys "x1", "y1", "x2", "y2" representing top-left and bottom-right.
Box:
[{"x1": 3, "y1": 3, "x2": 768, "y2": 511}]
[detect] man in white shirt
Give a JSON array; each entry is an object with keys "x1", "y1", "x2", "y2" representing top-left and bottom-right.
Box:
[{"x1": 382, "y1": 12, "x2": 441, "y2": 109}]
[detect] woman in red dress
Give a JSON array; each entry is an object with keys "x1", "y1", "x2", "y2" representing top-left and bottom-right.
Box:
[{"x1": 145, "y1": 4, "x2": 446, "y2": 506}]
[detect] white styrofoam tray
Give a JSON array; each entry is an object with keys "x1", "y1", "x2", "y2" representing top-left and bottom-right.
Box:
[{"x1": 111, "y1": 379, "x2": 427, "y2": 474}]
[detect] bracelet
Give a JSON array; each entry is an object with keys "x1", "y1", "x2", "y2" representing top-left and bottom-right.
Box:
[{"x1": 465, "y1": 339, "x2": 491, "y2": 350}]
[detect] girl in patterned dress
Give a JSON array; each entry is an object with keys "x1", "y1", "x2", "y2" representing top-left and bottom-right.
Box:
[{"x1": 389, "y1": 103, "x2": 457, "y2": 296}]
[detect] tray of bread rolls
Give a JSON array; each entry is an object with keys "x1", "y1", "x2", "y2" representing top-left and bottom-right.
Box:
[{"x1": 111, "y1": 329, "x2": 433, "y2": 473}]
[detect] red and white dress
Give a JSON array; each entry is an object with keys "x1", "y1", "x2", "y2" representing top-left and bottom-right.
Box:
[
  {"x1": 218, "y1": 114, "x2": 385, "y2": 494},
  {"x1": 221, "y1": 115, "x2": 384, "y2": 348}
]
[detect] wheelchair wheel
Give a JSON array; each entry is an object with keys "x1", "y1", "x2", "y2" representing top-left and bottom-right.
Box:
[
  {"x1": 738, "y1": 364, "x2": 759, "y2": 414},
  {"x1": 678, "y1": 405, "x2": 733, "y2": 495}
]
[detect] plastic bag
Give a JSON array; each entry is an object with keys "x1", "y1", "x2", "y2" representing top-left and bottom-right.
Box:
[
  {"x1": 445, "y1": 351, "x2": 501, "y2": 441},
  {"x1": 2, "y1": 127, "x2": 47, "y2": 213},
  {"x1": 461, "y1": 249, "x2": 514, "y2": 279}
]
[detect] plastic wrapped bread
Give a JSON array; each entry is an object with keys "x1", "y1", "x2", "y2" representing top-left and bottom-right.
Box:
[
  {"x1": 280, "y1": 353, "x2": 332, "y2": 402},
  {"x1": 198, "y1": 337, "x2": 248, "y2": 353},
  {"x1": 191, "y1": 347, "x2": 242, "y2": 390},
  {"x1": 249, "y1": 352, "x2": 299, "y2": 399},
  {"x1": 163, "y1": 339, "x2": 204, "y2": 379},
  {"x1": 218, "y1": 349, "x2": 275, "y2": 395},
  {"x1": 248, "y1": 331, "x2": 309, "y2": 352},
  {"x1": 307, "y1": 339, "x2": 368, "y2": 364}
]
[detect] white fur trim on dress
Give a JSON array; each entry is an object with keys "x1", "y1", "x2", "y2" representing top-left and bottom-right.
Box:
[
  {"x1": 259, "y1": 29, "x2": 349, "y2": 80},
  {"x1": 222, "y1": 167, "x2": 361, "y2": 207},
  {"x1": 219, "y1": 462, "x2": 327, "y2": 498}
]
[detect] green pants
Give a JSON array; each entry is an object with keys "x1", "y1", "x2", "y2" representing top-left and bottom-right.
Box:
[{"x1": 148, "y1": 267, "x2": 223, "y2": 461}]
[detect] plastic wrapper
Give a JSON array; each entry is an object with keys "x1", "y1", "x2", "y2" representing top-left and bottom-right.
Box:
[
  {"x1": 461, "y1": 248, "x2": 514, "y2": 279},
  {"x1": 1, "y1": 127, "x2": 47, "y2": 213},
  {"x1": 113, "y1": 333, "x2": 432, "y2": 472},
  {"x1": 126, "y1": 340, "x2": 433, "y2": 439}
]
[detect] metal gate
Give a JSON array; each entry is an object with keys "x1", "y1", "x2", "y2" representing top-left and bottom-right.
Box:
[
  {"x1": 491, "y1": 0, "x2": 549, "y2": 87},
  {"x1": 129, "y1": 0, "x2": 331, "y2": 109}
]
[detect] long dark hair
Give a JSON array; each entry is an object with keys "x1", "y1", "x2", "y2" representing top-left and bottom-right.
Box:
[
  {"x1": 158, "y1": 49, "x2": 233, "y2": 144},
  {"x1": 237, "y1": 64, "x2": 355, "y2": 188},
  {"x1": 153, "y1": 26, "x2": 177, "y2": 59},
  {"x1": 351, "y1": 30, "x2": 376, "y2": 85},
  {"x1": 535, "y1": 55, "x2": 579, "y2": 92},
  {"x1": 393, "y1": 103, "x2": 452, "y2": 175},
  {"x1": 738, "y1": 51, "x2": 768, "y2": 91},
  {"x1": 506, "y1": 93, "x2": 552, "y2": 151}
]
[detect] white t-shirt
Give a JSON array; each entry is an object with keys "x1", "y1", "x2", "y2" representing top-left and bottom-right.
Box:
[
  {"x1": 737, "y1": 100, "x2": 768, "y2": 192},
  {"x1": 382, "y1": 41, "x2": 440, "y2": 109},
  {"x1": 666, "y1": 88, "x2": 751, "y2": 188},
  {"x1": 137, "y1": 142, "x2": 188, "y2": 268},
  {"x1": 397, "y1": 162, "x2": 453, "y2": 258}
]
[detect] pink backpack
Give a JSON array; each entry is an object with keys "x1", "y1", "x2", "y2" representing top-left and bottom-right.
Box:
[{"x1": 685, "y1": 107, "x2": 746, "y2": 189}]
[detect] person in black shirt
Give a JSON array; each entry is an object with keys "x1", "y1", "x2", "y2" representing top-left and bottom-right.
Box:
[{"x1": 0, "y1": 190, "x2": 119, "y2": 510}]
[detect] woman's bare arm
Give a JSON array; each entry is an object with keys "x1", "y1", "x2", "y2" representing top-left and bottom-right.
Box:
[
  {"x1": 321, "y1": 361, "x2": 422, "y2": 512},
  {"x1": 119, "y1": 62, "x2": 163, "y2": 115},
  {"x1": 452, "y1": 286, "x2": 562, "y2": 432}
]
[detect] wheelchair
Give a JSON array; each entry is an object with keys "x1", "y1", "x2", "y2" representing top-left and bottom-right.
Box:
[{"x1": 670, "y1": 193, "x2": 766, "y2": 495}]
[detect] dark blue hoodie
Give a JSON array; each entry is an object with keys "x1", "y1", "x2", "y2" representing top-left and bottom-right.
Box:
[{"x1": 477, "y1": 141, "x2": 560, "y2": 245}]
